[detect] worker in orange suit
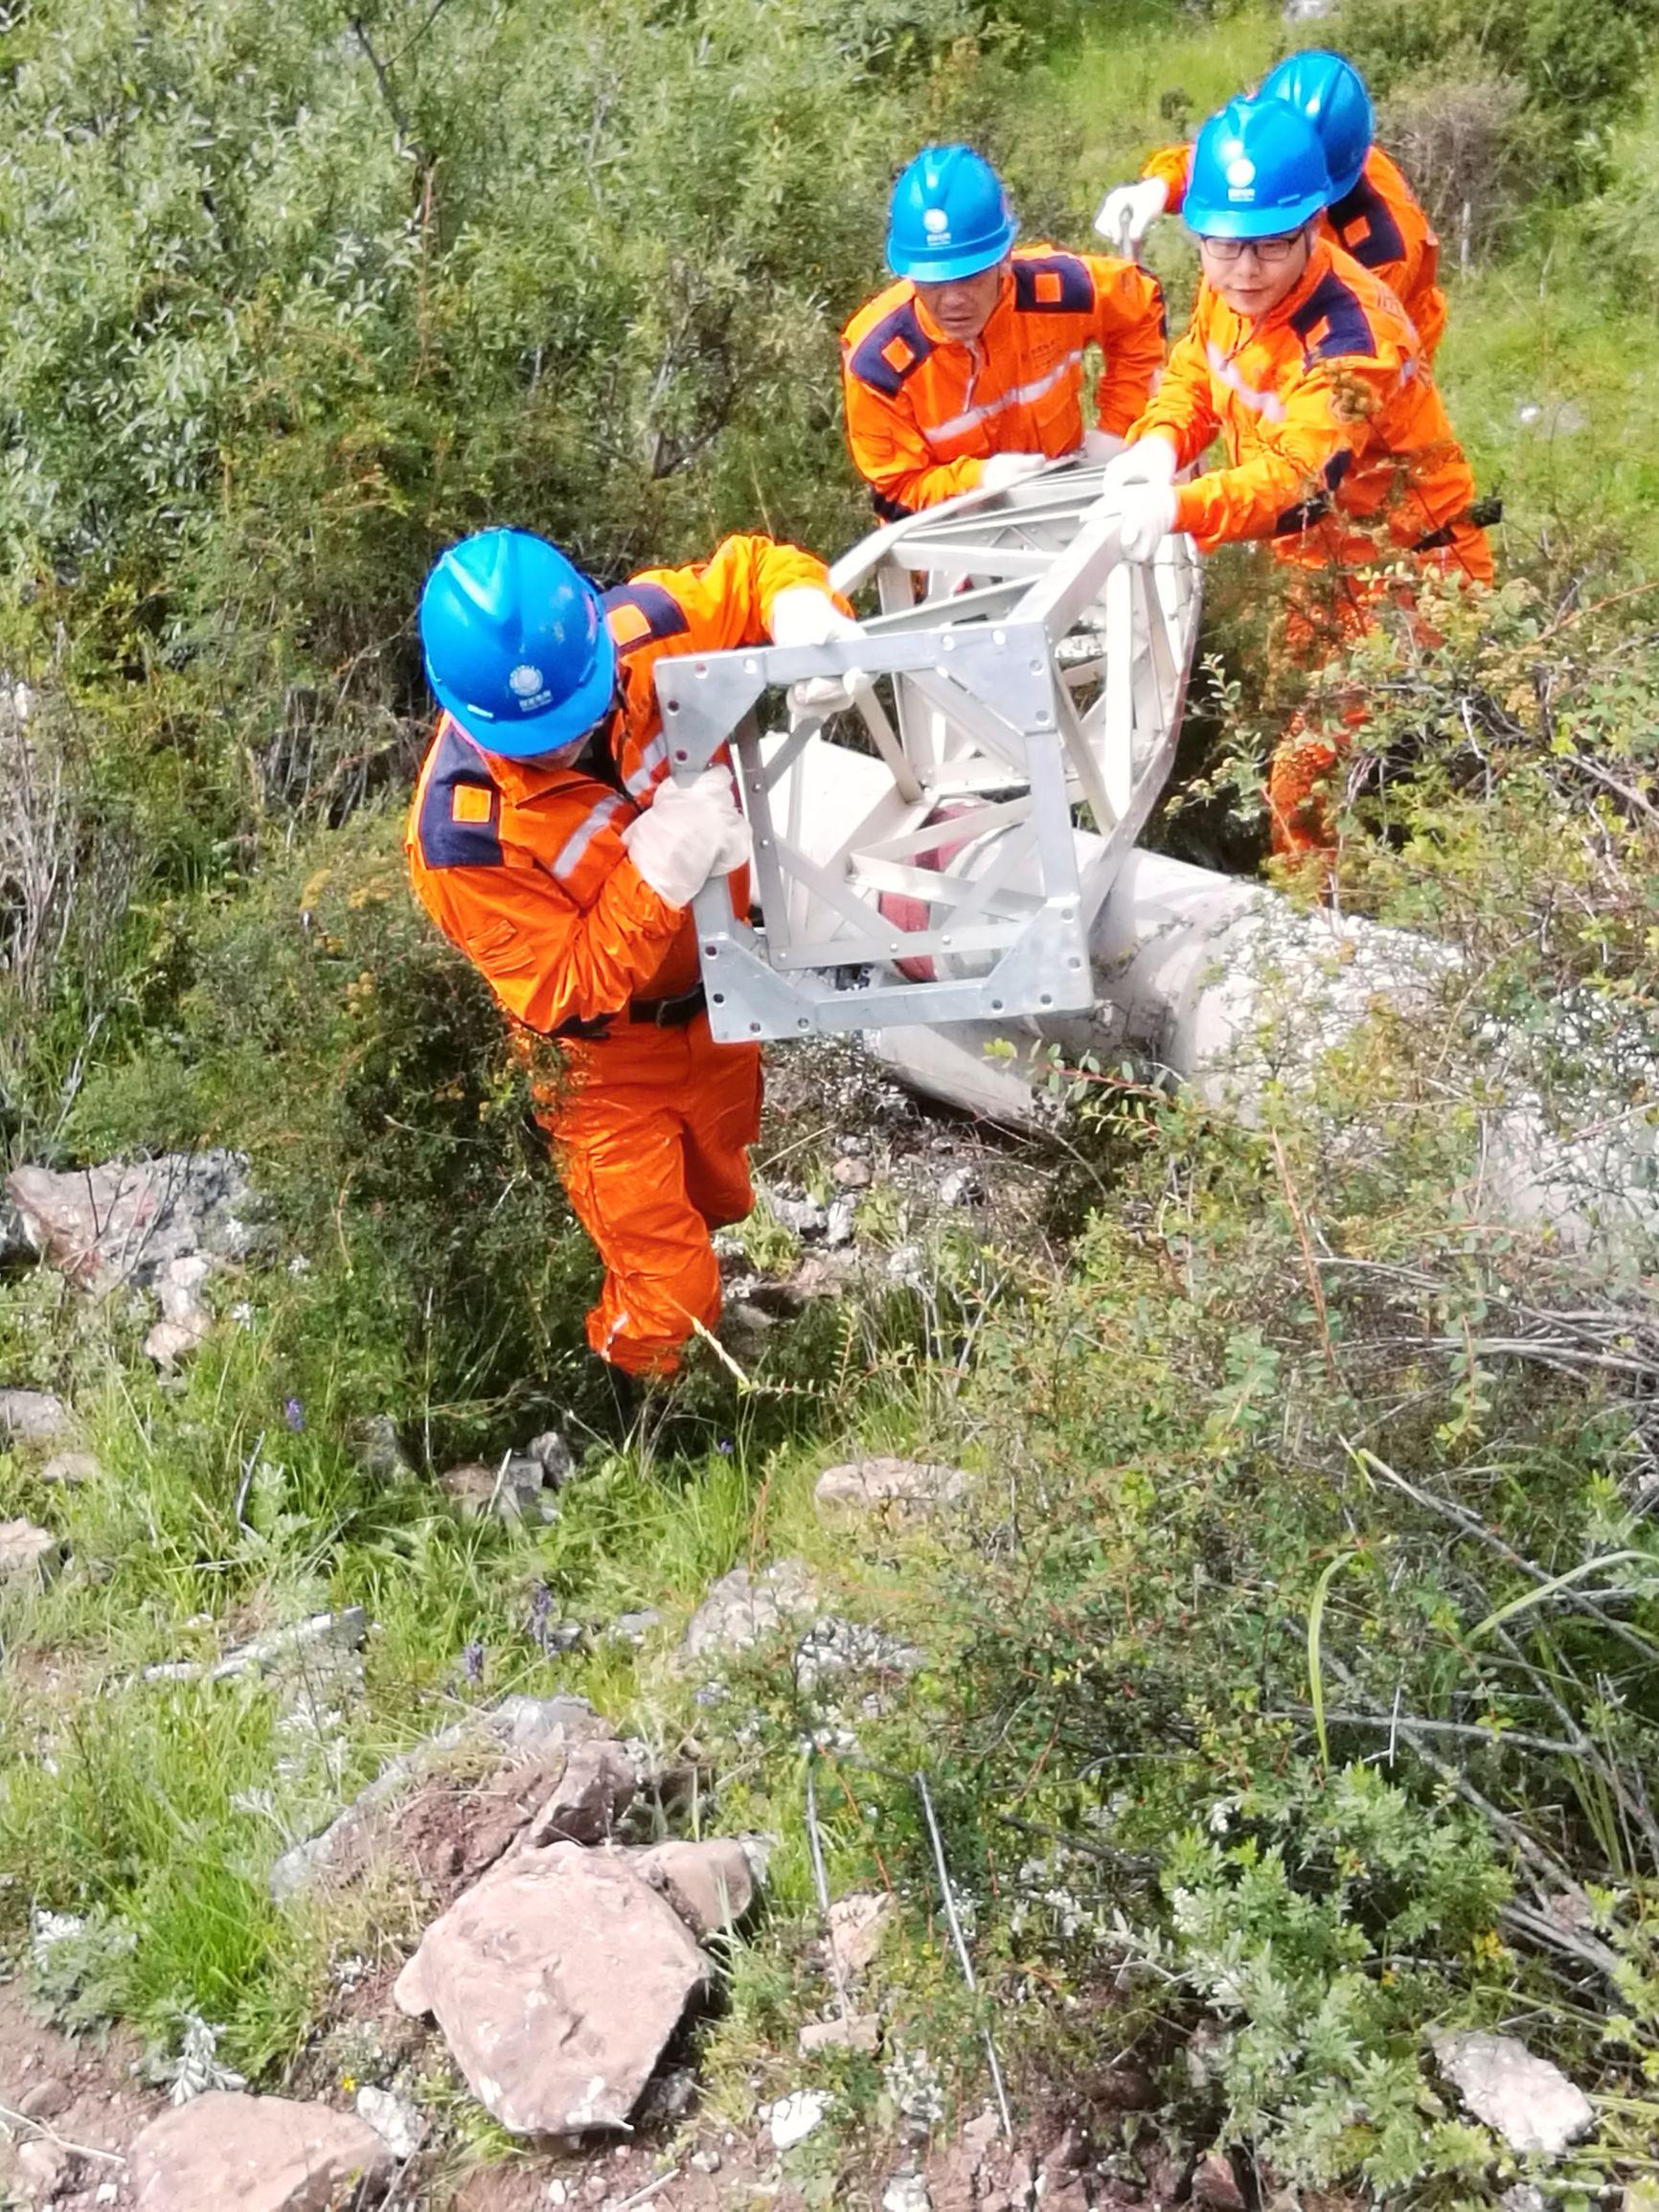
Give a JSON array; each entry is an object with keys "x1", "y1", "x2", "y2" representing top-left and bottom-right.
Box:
[
  {"x1": 841, "y1": 144, "x2": 1167, "y2": 520},
  {"x1": 1102, "y1": 96, "x2": 1491, "y2": 864},
  {"x1": 1098, "y1": 52, "x2": 1447, "y2": 362},
  {"x1": 406, "y1": 528, "x2": 860, "y2": 1379}
]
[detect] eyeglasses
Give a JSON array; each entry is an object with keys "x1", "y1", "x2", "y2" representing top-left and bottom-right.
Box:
[{"x1": 1198, "y1": 233, "x2": 1304, "y2": 265}]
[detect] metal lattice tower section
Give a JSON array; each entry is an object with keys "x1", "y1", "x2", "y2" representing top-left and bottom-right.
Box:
[{"x1": 653, "y1": 459, "x2": 1203, "y2": 1041}]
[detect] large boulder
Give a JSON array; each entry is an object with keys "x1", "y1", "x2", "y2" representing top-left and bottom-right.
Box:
[
  {"x1": 393, "y1": 1841, "x2": 708, "y2": 2135},
  {"x1": 130, "y1": 2089, "x2": 392, "y2": 2210}
]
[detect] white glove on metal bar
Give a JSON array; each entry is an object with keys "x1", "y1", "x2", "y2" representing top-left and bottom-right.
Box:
[
  {"x1": 767, "y1": 585, "x2": 857, "y2": 651},
  {"x1": 1117, "y1": 482, "x2": 1179, "y2": 561},
  {"x1": 1099, "y1": 435, "x2": 1179, "y2": 494},
  {"x1": 1081, "y1": 428, "x2": 1127, "y2": 464},
  {"x1": 980, "y1": 451, "x2": 1047, "y2": 492},
  {"x1": 1092, "y1": 177, "x2": 1169, "y2": 251},
  {"x1": 771, "y1": 585, "x2": 870, "y2": 717},
  {"x1": 622, "y1": 768, "x2": 741, "y2": 908}
]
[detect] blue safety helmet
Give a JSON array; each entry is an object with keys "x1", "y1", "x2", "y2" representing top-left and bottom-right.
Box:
[
  {"x1": 1185, "y1": 96, "x2": 1331, "y2": 239},
  {"x1": 1261, "y1": 50, "x2": 1375, "y2": 199},
  {"x1": 419, "y1": 529, "x2": 616, "y2": 761},
  {"x1": 887, "y1": 145, "x2": 1018, "y2": 283}
]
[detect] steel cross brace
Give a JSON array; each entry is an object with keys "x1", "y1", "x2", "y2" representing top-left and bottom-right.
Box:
[{"x1": 653, "y1": 460, "x2": 1203, "y2": 1042}]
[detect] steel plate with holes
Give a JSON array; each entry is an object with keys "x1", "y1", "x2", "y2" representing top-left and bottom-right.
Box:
[{"x1": 652, "y1": 458, "x2": 1203, "y2": 1042}]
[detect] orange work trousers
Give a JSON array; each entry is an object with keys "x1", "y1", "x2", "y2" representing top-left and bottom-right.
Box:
[
  {"x1": 1266, "y1": 528, "x2": 1493, "y2": 866},
  {"x1": 536, "y1": 1013, "x2": 763, "y2": 1377}
]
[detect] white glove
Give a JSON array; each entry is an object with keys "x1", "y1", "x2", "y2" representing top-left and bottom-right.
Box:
[
  {"x1": 767, "y1": 584, "x2": 857, "y2": 651},
  {"x1": 711, "y1": 804, "x2": 753, "y2": 876},
  {"x1": 979, "y1": 451, "x2": 1048, "y2": 492},
  {"x1": 1099, "y1": 435, "x2": 1179, "y2": 494},
  {"x1": 622, "y1": 769, "x2": 740, "y2": 908},
  {"x1": 769, "y1": 586, "x2": 871, "y2": 718},
  {"x1": 1081, "y1": 428, "x2": 1127, "y2": 464},
  {"x1": 1117, "y1": 482, "x2": 1178, "y2": 561},
  {"x1": 1092, "y1": 177, "x2": 1169, "y2": 251}
]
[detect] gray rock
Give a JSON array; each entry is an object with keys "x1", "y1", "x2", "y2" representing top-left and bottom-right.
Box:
[
  {"x1": 39, "y1": 1450, "x2": 100, "y2": 1486},
  {"x1": 1430, "y1": 2029, "x2": 1595, "y2": 2154},
  {"x1": 441, "y1": 1454, "x2": 556, "y2": 1524},
  {"x1": 0, "y1": 1196, "x2": 33, "y2": 1270},
  {"x1": 883, "y1": 2177, "x2": 931, "y2": 2212},
  {"x1": 352, "y1": 1413, "x2": 415, "y2": 1483},
  {"x1": 393, "y1": 1841, "x2": 708, "y2": 2135},
  {"x1": 609, "y1": 1608, "x2": 662, "y2": 1642},
  {"x1": 6, "y1": 1152, "x2": 253, "y2": 1297},
  {"x1": 769, "y1": 1194, "x2": 828, "y2": 1237},
  {"x1": 0, "y1": 1518, "x2": 61, "y2": 1584},
  {"x1": 831, "y1": 1157, "x2": 873, "y2": 1190},
  {"x1": 15, "y1": 2136, "x2": 73, "y2": 2201},
  {"x1": 129, "y1": 2089, "x2": 391, "y2": 2210},
  {"x1": 824, "y1": 1197, "x2": 857, "y2": 1248},
  {"x1": 680, "y1": 1561, "x2": 816, "y2": 1665},
  {"x1": 0, "y1": 1388, "x2": 70, "y2": 1442},
  {"x1": 814, "y1": 1456, "x2": 968, "y2": 1524},
  {"x1": 794, "y1": 1615, "x2": 923, "y2": 1690},
  {"x1": 938, "y1": 1167, "x2": 985, "y2": 1208},
  {"x1": 209, "y1": 1608, "x2": 368, "y2": 1685},
  {"x1": 767, "y1": 2089, "x2": 830, "y2": 2151},
  {"x1": 524, "y1": 1428, "x2": 576, "y2": 1487},
  {"x1": 355, "y1": 2084, "x2": 423, "y2": 2162}
]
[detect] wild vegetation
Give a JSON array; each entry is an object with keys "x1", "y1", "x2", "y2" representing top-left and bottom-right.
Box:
[{"x1": 6, "y1": 0, "x2": 1659, "y2": 2203}]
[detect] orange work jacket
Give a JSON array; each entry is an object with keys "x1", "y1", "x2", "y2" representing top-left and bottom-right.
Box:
[
  {"x1": 405, "y1": 535, "x2": 832, "y2": 1037},
  {"x1": 1127, "y1": 237, "x2": 1485, "y2": 574},
  {"x1": 1143, "y1": 141, "x2": 1445, "y2": 360},
  {"x1": 841, "y1": 245, "x2": 1167, "y2": 518}
]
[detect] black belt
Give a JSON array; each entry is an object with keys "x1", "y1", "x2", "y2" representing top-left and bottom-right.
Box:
[
  {"x1": 1414, "y1": 495, "x2": 1504, "y2": 555},
  {"x1": 552, "y1": 984, "x2": 707, "y2": 1041}
]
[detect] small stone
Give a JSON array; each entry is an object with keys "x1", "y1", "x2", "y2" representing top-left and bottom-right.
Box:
[
  {"x1": 0, "y1": 1388, "x2": 70, "y2": 1441},
  {"x1": 524, "y1": 1428, "x2": 576, "y2": 1486},
  {"x1": 689, "y1": 2148, "x2": 722, "y2": 2174},
  {"x1": 769, "y1": 1195, "x2": 828, "y2": 1237},
  {"x1": 15, "y1": 2137, "x2": 72, "y2": 2200},
  {"x1": 961, "y1": 2109, "x2": 1000, "y2": 2164},
  {"x1": 938, "y1": 1167, "x2": 984, "y2": 1207},
  {"x1": 144, "y1": 1313, "x2": 211, "y2": 1368},
  {"x1": 355, "y1": 2084, "x2": 423, "y2": 2161},
  {"x1": 831, "y1": 1157, "x2": 873, "y2": 1190},
  {"x1": 636, "y1": 2065, "x2": 697, "y2": 2126},
  {"x1": 0, "y1": 1518, "x2": 61, "y2": 1583},
  {"x1": 440, "y1": 1456, "x2": 547, "y2": 1522},
  {"x1": 96, "y1": 2185, "x2": 121, "y2": 2207},
  {"x1": 39, "y1": 1451, "x2": 100, "y2": 1486},
  {"x1": 1499, "y1": 2190, "x2": 1546, "y2": 2212},
  {"x1": 824, "y1": 1197, "x2": 856, "y2": 1248},
  {"x1": 352, "y1": 1413, "x2": 415, "y2": 1482},
  {"x1": 814, "y1": 1456, "x2": 967, "y2": 1524},
  {"x1": 521, "y1": 1735, "x2": 636, "y2": 1848},
  {"x1": 208, "y1": 1607, "x2": 368, "y2": 1684},
  {"x1": 17, "y1": 2076, "x2": 72, "y2": 2120},
  {"x1": 609, "y1": 1609, "x2": 662, "y2": 1643},
  {"x1": 680, "y1": 1560, "x2": 816, "y2": 1665},
  {"x1": 768, "y1": 2089, "x2": 830, "y2": 2151},
  {"x1": 882, "y1": 2176, "x2": 931, "y2": 2212},
  {"x1": 827, "y1": 1892, "x2": 893, "y2": 1981},
  {"x1": 1192, "y1": 2151, "x2": 1246, "y2": 2212},
  {"x1": 799, "y1": 2014, "x2": 880, "y2": 2056},
  {"x1": 545, "y1": 2183, "x2": 572, "y2": 2207},
  {"x1": 1430, "y1": 2030, "x2": 1595, "y2": 2155}
]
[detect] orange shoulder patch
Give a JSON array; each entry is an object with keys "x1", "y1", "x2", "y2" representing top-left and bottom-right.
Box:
[{"x1": 451, "y1": 785, "x2": 493, "y2": 825}]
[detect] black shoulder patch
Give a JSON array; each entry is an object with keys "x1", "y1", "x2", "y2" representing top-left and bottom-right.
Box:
[
  {"x1": 418, "y1": 722, "x2": 504, "y2": 870},
  {"x1": 1012, "y1": 252, "x2": 1095, "y2": 315},
  {"x1": 602, "y1": 579, "x2": 691, "y2": 654},
  {"x1": 1268, "y1": 448, "x2": 1353, "y2": 536},
  {"x1": 1327, "y1": 172, "x2": 1406, "y2": 271},
  {"x1": 1289, "y1": 268, "x2": 1376, "y2": 365},
  {"x1": 846, "y1": 300, "x2": 935, "y2": 399}
]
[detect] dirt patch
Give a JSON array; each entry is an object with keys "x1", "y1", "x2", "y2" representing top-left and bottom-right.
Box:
[{"x1": 0, "y1": 1975, "x2": 165, "y2": 2208}]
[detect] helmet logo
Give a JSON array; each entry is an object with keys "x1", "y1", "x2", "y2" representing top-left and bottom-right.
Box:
[
  {"x1": 509, "y1": 663, "x2": 545, "y2": 698},
  {"x1": 923, "y1": 207, "x2": 950, "y2": 237},
  {"x1": 1226, "y1": 155, "x2": 1257, "y2": 200}
]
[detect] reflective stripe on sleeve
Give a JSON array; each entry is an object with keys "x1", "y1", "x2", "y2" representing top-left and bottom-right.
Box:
[{"x1": 549, "y1": 791, "x2": 631, "y2": 883}]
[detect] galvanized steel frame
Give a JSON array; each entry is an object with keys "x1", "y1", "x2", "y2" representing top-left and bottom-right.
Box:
[{"x1": 653, "y1": 458, "x2": 1203, "y2": 1042}]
